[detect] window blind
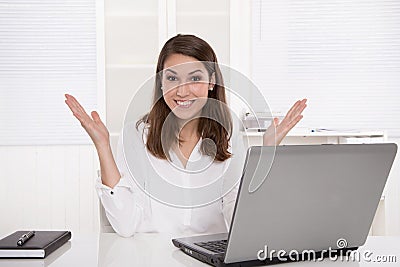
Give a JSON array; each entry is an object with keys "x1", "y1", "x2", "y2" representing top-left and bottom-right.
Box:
[
  {"x1": 252, "y1": 0, "x2": 400, "y2": 136},
  {"x1": 0, "y1": 0, "x2": 99, "y2": 145}
]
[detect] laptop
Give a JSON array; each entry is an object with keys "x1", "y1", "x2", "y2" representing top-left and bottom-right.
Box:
[{"x1": 172, "y1": 144, "x2": 397, "y2": 266}]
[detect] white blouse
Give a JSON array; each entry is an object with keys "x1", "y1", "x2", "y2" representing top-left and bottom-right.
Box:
[{"x1": 95, "y1": 120, "x2": 247, "y2": 237}]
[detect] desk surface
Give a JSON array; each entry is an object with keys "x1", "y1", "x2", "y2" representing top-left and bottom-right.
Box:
[{"x1": 0, "y1": 234, "x2": 399, "y2": 267}]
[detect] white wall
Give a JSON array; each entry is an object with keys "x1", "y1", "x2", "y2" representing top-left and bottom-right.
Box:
[
  {"x1": 0, "y1": 0, "x2": 104, "y2": 237},
  {"x1": 0, "y1": 146, "x2": 99, "y2": 237}
]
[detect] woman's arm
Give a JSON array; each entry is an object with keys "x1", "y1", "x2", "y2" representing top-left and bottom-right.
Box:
[
  {"x1": 263, "y1": 99, "x2": 307, "y2": 146},
  {"x1": 64, "y1": 94, "x2": 120, "y2": 188},
  {"x1": 65, "y1": 94, "x2": 142, "y2": 237}
]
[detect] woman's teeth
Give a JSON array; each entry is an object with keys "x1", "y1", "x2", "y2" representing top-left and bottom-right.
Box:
[{"x1": 176, "y1": 100, "x2": 195, "y2": 107}]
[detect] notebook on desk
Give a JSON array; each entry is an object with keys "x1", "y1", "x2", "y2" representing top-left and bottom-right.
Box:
[
  {"x1": 0, "y1": 231, "x2": 71, "y2": 258},
  {"x1": 172, "y1": 144, "x2": 397, "y2": 266}
]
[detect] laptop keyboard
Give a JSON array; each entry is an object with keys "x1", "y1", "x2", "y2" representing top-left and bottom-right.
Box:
[{"x1": 194, "y1": 239, "x2": 227, "y2": 254}]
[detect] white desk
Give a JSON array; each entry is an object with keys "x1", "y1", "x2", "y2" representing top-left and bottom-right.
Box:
[{"x1": 1, "y1": 234, "x2": 399, "y2": 267}]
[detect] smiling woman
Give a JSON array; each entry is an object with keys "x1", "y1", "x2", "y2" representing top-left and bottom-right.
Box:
[
  {"x1": 64, "y1": 34, "x2": 307, "y2": 237},
  {"x1": 139, "y1": 35, "x2": 233, "y2": 164}
]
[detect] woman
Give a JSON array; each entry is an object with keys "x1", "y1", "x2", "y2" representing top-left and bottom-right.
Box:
[{"x1": 65, "y1": 34, "x2": 307, "y2": 237}]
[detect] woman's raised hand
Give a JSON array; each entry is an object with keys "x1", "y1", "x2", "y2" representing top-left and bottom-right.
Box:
[
  {"x1": 263, "y1": 99, "x2": 307, "y2": 146},
  {"x1": 65, "y1": 94, "x2": 110, "y2": 150}
]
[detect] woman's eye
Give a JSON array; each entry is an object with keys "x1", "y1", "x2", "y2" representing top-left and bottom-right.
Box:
[
  {"x1": 167, "y1": 76, "x2": 177, "y2": 81},
  {"x1": 191, "y1": 76, "x2": 201, "y2": 82}
]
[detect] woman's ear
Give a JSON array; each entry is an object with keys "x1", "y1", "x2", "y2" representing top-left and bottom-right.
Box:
[{"x1": 209, "y1": 72, "x2": 216, "y2": 91}]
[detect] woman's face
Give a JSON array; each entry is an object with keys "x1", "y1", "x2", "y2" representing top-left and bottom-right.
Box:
[{"x1": 161, "y1": 54, "x2": 214, "y2": 121}]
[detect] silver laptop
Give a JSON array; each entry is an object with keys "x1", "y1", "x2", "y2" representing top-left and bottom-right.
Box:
[{"x1": 172, "y1": 144, "x2": 397, "y2": 266}]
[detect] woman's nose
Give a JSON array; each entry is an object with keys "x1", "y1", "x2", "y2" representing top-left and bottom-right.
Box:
[{"x1": 176, "y1": 83, "x2": 190, "y2": 97}]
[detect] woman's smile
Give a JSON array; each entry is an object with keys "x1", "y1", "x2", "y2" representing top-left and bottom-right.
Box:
[{"x1": 175, "y1": 99, "x2": 196, "y2": 109}]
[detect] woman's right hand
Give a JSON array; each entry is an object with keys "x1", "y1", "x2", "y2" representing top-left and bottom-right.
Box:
[{"x1": 65, "y1": 94, "x2": 110, "y2": 150}]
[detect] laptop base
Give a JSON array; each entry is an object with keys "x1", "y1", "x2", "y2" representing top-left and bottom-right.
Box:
[{"x1": 173, "y1": 238, "x2": 358, "y2": 267}]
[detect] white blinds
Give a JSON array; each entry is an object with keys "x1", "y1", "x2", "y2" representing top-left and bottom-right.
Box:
[
  {"x1": 252, "y1": 0, "x2": 400, "y2": 137},
  {"x1": 0, "y1": 0, "x2": 98, "y2": 145}
]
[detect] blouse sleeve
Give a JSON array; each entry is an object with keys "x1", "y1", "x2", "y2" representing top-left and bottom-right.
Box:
[{"x1": 95, "y1": 126, "x2": 146, "y2": 237}]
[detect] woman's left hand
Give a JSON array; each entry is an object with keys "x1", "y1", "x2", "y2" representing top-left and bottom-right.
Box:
[{"x1": 263, "y1": 99, "x2": 307, "y2": 146}]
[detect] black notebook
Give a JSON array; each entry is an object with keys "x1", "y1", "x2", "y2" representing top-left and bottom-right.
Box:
[{"x1": 0, "y1": 231, "x2": 71, "y2": 258}]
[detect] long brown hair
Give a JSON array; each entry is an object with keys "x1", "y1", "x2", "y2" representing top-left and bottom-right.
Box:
[{"x1": 137, "y1": 34, "x2": 232, "y2": 162}]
